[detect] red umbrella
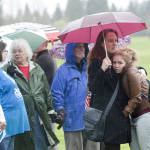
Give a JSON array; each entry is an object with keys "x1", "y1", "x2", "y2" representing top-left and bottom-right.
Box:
[
  {"x1": 46, "y1": 32, "x2": 59, "y2": 41},
  {"x1": 46, "y1": 32, "x2": 59, "y2": 46},
  {"x1": 59, "y1": 12, "x2": 147, "y2": 43}
]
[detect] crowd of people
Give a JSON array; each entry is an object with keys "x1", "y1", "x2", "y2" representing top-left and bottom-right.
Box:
[{"x1": 0, "y1": 23, "x2": 149, "y2": 150}]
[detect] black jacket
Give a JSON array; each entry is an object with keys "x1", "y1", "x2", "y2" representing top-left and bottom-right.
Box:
[
  {"x1": 88, "y1": 59, "x2": 131, "y2": 144},
  {"x1": 36, "y1": 50, "x2": 57, "y2": 87}
]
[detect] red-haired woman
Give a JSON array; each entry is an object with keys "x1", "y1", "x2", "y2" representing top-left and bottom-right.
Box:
[{"x1": 87, "y1": 29, "x2": 131, "y2": 150}]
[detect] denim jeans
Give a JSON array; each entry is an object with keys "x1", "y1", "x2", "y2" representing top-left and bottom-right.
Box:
[
  {"x1": 130, "y1": 112, "x2": 150, "y2": 150},
  {"x1": 34, "y1": 111, "x2": 48, "y2": 150},
  {"x1": 0, "y1": 136, "x2": 14, "y2": 150}
]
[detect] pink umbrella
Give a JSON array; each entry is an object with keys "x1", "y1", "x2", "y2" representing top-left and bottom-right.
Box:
[
  {"x1": 47, "y1": 37, "x2": 131, "y2": 60},
  {"x1": 59, "y1": 12, "x2": 147, "y2": 43}
]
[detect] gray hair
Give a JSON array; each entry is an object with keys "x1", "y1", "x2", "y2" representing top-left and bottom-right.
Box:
[{"x1": 9, "y1": 39, "x2": 33, "y2": 61}]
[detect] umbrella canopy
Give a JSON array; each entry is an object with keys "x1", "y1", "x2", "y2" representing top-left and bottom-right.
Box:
[
  {"x1": 59, "y1": 12, "x2": 147, "y2": 43},
  {"x1": 4, "y1": 30, "x2": 47, "y2": 51},
  {"x1": 0, "y1": 22, "x2": 59, "y2": 41},
  {"x1": 46, "y1": 32, "x2": 59, "y2": 41},
  {"x1": 49, "y1": 36, "x2": 131, "y2": 59}
]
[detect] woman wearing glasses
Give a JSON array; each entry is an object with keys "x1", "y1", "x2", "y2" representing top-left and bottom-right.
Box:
[{"x1": 3, "y1": 39, "x2": 59, "y2": 150}]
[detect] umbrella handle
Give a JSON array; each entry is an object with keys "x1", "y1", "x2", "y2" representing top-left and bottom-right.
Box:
[
  {"x1": 100, "y1": 23, "x2": 108, "y2": 57},
  {"x1": 103, "y1": 37, "x2": 108, "y2": 57}
]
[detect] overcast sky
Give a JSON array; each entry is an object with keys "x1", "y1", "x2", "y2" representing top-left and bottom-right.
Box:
[{"x1": 2, "y1": 0, "x2": 146, "y2": 17}]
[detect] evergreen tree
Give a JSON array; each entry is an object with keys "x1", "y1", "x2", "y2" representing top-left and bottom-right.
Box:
[
  {"x1": 65, "y1": 0, "x2": 84, "y2": 21},
  {"x1": 41, "y1": 9, "x2": 51, "y2": 24},
  {"x1": 23, "y1": 4, "x2": 33, "y2": 22},
  {"x1": 138, "y1": 0, "x2": 150, "y2": 31},
  {"x1": 52, "y1": 3, "x2": 63, "y2": 22},
  {"x1": 86, "y1": 0, "x2": 108, "y2": 15},
  {"x1": 0, "y1": 0, "x2": 4, "y2": 25},
  {"x1": 4, "y1": 15, "x2": 14, "y2": 24},
  {"x1": 127, "y1": 1, "x2": 148, "y2": 36},
  {"x1": 32, "y1": 10, "x2": 41, "y2": 23},
  {"x1": 127, "y1": 1, "x2": 140, "y2": 16},
  {"x1": 138, "y1": 0, "x2": 150, "y2": 19},
  {"x1": 14, "y1": 9, "x2": 24, "y2": 23},
  {"x1": 110, "y1": 3, "x2": 117, "y2": 12}
]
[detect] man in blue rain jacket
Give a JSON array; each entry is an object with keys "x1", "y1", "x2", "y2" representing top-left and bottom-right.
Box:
[{"x1": 51, "y1": 43, "x2": 100, "y2": 150}]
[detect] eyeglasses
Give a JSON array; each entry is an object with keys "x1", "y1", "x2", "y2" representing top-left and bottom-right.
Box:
[
  {"x1": 2, "y1": 50, "x2": 8, "y2": 53},
  {"x1": 12, "y1": 49, "x2": 24, "y2": 54}
]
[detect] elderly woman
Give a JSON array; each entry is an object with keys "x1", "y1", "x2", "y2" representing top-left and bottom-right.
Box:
[{"x1": 3, "y1": 39, "x2": 59, "y2": 150}]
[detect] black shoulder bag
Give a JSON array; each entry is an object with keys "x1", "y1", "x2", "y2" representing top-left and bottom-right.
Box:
[{"x1": 83, "y1": 80, "x2": 119, "y2": 142}]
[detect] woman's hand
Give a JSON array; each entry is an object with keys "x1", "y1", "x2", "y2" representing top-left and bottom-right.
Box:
[
  {"x1": 122, "y1": 110, "x2": 129, "y2": 117},
  {"x1": 0, "y1": 121, "x2": 6, "y2": 131},
  {"x1": 101, "y1": 57, "x2": 112, "y2": 71}
]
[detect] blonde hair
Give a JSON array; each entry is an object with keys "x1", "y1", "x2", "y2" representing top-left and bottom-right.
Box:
[{"x1": 113, "y1": 48, "x2": 138, "y2": 66}]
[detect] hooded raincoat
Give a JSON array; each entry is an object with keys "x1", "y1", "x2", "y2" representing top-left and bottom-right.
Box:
[
  {"x1": 51, "y1": 43, "x2": 87, "y2": 131},
  {"x1": 3, "y1": 61, "x2": 59, "y2": 150}
]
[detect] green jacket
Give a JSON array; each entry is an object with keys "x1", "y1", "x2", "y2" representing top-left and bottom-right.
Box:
[{"x1": 3, "y1": 61, "x2": 59, "y2": 150}]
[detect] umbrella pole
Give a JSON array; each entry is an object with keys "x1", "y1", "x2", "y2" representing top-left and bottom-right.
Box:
[
  {"x1": 99, "y1": 23, "x2": 108, "y2": 57},
  {"x1": 103, "y1": 33, "x2": 108, "y2": 57}
]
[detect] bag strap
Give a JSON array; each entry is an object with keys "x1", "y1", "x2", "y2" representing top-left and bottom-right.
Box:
[
  {"x1": 103, "y1": 80, "x2": 119, "y2": 117},
  {"x1": 97, "y1": 80, "x2": 120, "y2": 141}
]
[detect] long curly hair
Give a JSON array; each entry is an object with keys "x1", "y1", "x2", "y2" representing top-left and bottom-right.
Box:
[
  {"x1": 113, "y1": 48, "x2": 138, "y2": 67},
  {"x1": 87, "y1": 29, "x2": 118, "y2": 65}
]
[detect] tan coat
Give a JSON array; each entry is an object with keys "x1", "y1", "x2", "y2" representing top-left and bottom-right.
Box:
[{"x1": 122, "y1": 67, "x2": 150, "y2": 118}]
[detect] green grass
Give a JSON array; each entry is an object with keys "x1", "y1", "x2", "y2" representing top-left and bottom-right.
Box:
[
  {"x1": 54, "y1": 36, "x2": 150, "y2": 150},
  {"x1": 55, "y1": 128, "x2": 130, "y2": 149},
  {"x1": 128, "y1": 36, "x2": 150, "y2": 79},
  {"x1": 55, "y1": 126, "x2": 130, "y2": 150}
]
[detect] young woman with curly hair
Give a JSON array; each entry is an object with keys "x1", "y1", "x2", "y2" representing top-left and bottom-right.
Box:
[{"x1": 112, "y1": 48, "x2": 150, "y2": 150}]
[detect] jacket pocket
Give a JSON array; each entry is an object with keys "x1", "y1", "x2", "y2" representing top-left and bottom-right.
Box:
[{"x1": 63, "y1": 110, "x2": 74, "y2": 128}]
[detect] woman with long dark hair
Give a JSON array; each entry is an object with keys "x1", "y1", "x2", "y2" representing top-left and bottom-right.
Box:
[{"x1": 87, "y1": 29, "x2": 131, "y2": 150}]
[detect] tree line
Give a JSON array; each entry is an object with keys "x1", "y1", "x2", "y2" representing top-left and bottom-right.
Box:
[{"x1": 0, "y1": 0, "x2": 150, "y2": 35}]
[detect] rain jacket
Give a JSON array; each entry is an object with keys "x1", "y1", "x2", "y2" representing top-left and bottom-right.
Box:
[
  {"x1": 0, "y1": 69, "x2": 30, "y2": 137},
  {"x1": 51, "y1": 43, "x2": 88, "y2": 131},
  {"x1": 122, "y1": 67, "x2": 150, "y2": 118},
  {"x1": 3, "y1": 61, "x2": 59, "y2": 150}
]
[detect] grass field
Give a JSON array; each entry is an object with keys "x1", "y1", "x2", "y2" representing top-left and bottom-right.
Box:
[
  {"x1": 54, "y1": 36, "x2": 150, "y2": 150},
  {"x1": 128, "y1": 36, "x2": 150, "y2": 79}
]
